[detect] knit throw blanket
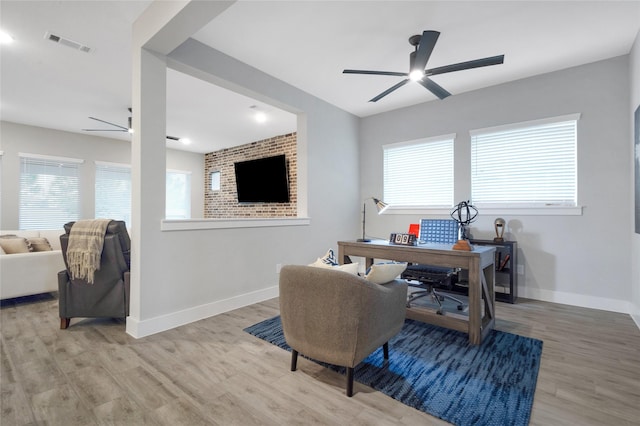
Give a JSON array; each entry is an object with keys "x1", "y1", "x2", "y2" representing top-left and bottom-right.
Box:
[{"x1": 67, "y1": 219, "x2": 111, "y2": 284}]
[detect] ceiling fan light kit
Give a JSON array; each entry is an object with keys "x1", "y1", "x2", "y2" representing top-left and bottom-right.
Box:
[{"x1": 343, "y1": 30, "x2": 504, "y2": 102}]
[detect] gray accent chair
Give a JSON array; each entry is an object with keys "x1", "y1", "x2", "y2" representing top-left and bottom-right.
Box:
[
  {"x1": 278, "y1": 265, "x2": 408, "y2": 396},
  {"x1": 58, "y1": 220, "x2": 130, "y2": 329}
]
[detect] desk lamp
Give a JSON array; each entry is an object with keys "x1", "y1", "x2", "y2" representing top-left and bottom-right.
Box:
[{"x1": 357, "y1": 197, "x2": 389, "y2": 242}]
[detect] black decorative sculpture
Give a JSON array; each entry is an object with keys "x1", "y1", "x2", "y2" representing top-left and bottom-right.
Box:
[{"x1": 450, "y1": 200, "x2": 478, "y2": 251}]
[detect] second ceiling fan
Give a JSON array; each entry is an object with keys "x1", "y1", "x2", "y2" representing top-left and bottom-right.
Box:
[
  {"x1": 343, "y1": 30, "x2": 504, "y2": 102},
  {"x1": 82, "y1": 108, "x2": 183, "y2": 141}
]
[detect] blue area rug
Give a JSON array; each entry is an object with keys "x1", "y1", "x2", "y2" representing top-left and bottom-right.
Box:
[{"x1": 244, "y1": 316, "x2": 542, "y2": 426}]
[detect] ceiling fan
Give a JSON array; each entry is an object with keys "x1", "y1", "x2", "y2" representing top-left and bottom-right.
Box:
[
  {"x1": 82, "y1": 108, "x2": 134, "y2": 134},
  {"x1": 343, "y1": 30, "x2": 504, "y2": 102},
  {"x1": 82, "y1": 108, "x2": 183, "y2": 142}
]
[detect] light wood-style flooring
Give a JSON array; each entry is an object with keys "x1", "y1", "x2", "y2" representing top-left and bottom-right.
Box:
[{"x1": 1, "y1": 293, "x2": 639, "y2": 425}]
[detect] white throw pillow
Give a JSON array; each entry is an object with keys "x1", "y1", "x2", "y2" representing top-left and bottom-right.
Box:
[
  {"x1": 309, "y1": 258, "x2": 360, "y2": 275},
  {"x1": 364, "y1": 262, "x2": 408, "y2": 284}
]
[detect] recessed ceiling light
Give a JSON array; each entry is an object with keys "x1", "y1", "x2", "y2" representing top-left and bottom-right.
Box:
[
  {"x1": 249, "y1": 105, "x2": 267, "y2": 123},
  {"x1": 255, "y1": 112, "x2": 267, "y2": 123},
  {"x1": 0, "y1": 30, "x2": 14, "y2": 44},
  {"x1": 179, "y1": 138, "x2": 191, "y2": 145}
]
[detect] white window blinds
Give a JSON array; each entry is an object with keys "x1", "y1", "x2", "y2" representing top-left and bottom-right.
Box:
[
  {"x1": 166, "y1": 170, "x2": 191, "y2": 219},
  {"x1": 19, "y1": 154, "x2": 82, "y2": 230},
  {"x1": 383, "y1": 135, "x2": 454, "y2": 207},
  {"x1": 471, "y1": 114, "x2": 579, "y2": 207},
  {"x1": 95, "y1": 162, "x2": 131, "y2": 227}
]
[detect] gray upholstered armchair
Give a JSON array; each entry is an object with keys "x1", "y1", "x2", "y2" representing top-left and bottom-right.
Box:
[
  {"x1": 58, "y1": 220, "x2": 130, "y2": 329},
  {"x1": 278, "y1": 265, "x2": 408, "y2": 396}
]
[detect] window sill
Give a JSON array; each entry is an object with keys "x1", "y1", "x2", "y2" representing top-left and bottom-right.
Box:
[
  {"x1": 161, "y1": 217, "x2": 310, "y2": 231},
  {"x1": 385, "y1": 205, "x2": 583, "y2": 216},
  {"x1": 477, "y1": 206, "x2": 583, "y2": 216}
]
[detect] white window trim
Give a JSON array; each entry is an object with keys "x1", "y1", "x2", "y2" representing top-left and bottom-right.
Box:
[
  {"x1": 468, "y1": 113, "x2": 582, "y2": 216},
  {"x1": 383, "y1": 205, "x2": 582, "y2": 216},
  {"x1": 469, "y1": 113, "x2": 581, "y2": 137},
  {"x1": 161, "y1": 217, "x2": 311, "y2": 231},
  {"x1": 19, "y1": 152, "x2": 84, "y2": 164},
  {"x1": 95, "y1": 160, "x2": 131, "y2": 169},
  {"x1": 19, "y1": 153, "x2": 82, "y2": 229},
  {"x1": 384, "y1": 207, "x2": 454, "y2": 216},
  {"x1": 383, "y1": 133, "x2": 457, "y2": 150},
  {"x1": 383, "y1": 133, "x2": 455, "y2": 208},
  {"x1": 167, "y1": 168, "x2": 191, "y2": 175}
]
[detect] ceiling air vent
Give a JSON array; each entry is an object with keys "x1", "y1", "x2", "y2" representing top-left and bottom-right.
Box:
[{"x1": 44, "y1": 32, "x2": 92, "y2": 53}]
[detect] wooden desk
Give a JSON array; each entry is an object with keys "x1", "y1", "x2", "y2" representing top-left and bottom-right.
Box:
[{"x1": 337, "y1": 240, "x2": 496, "y2": 345}]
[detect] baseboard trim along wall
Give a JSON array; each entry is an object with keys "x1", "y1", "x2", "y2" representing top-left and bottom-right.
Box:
[
  {"x1": 125, "y1": 285, "x2": 279, "y2": 338},
  {"x1": 522, "y1": 287, "x2": 632, "y2": 315},
  {"x1": 124, "y1": 284, "x2": 635, "y2": 338}
]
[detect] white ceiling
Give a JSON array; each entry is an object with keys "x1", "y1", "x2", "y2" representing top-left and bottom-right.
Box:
[{"x1": 1, "y1": 1, "x2": 639, "y2": 154}]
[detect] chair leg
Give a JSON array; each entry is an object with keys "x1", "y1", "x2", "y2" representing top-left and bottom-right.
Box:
[
  {"x1": 383, "y1": 342, "x2": 389, "y2": 360},
  {"x1": 290, "y1": 349, "x2": 298, "y2": 371},
  {"x1": 60, "y1": 318, "x2": 70, "y2": 329},
  {"x1": 346, "y1": 367, "x2": 354, "y2": 397}
]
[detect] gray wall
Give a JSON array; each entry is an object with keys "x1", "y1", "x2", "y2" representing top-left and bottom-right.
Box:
[
  {"x1": 630, "y1": 31, "x2": 640, "y2": 327},
  {"x1": 125, "y1": 26, "x2": 360, "y2": 336},
  {"x1": 0, "y1": 121, "x2": 205, "y2": 229},
  {"x1": 360, "y1": 56, "x2": 632, "y2": 313}
]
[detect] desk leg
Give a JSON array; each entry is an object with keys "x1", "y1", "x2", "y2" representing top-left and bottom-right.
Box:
[
  {"x1": 338, "y1": 246, "x2": 349, "y2": 265},
  {"x1": 482, "y1": 265, "x2": 495, "y2": 321},
  {"x1": 364, "y1": 257, "x2": 374, "y2": 270},
  {"x1": 480, "y1": 264, "x2": 496, "y2": 341},
  {"x1": 468, "y1": 260, "x2": 481, "y2": 345}
]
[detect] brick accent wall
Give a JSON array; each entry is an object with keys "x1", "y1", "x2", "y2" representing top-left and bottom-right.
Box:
[{"x1": 204, "y1": 133, "x2": 297, "y2": 218}]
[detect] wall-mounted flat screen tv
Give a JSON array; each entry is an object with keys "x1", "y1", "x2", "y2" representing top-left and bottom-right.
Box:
[{"x1": 234, "y1": 154, "x2": 289, "y2": 203}]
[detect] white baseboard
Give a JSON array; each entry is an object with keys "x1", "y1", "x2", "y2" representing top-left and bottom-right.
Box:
[
  {"x1": 632, "y1": 313, "x2": 640, "y2": 331},
  {"x1": 124, "y1": 285, "x2": 640, "y2": 338},
  {"x1": 521, "y1": 287, "x2": 632, "y2": 314},
  {"x1": 125, "y1": 285, "x2": 279, "y2": 338},
  {"x1": 631, "y1": 302, "x2": 640, "y2": 331}
]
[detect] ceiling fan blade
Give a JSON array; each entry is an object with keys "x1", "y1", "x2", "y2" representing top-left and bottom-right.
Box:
[
  {"x1": 82, "y1": 128, "x2": 128, "y2": 132},
  {"x1": 413, "y1": 30, "x2": 440, "y2": 72},
  {"x1": 418, "y1": 77, "x2": 451, "y2": 100},
  {"x1": 88, "y1": 116, "x2": 128, "y2": 131},
  {"x1": 343, "y1": 69, "x2": 408, "y2": 77},
  {"x1": 425, "y1": 55, "x2": 505, "y2": 77},
  {"x1": 369, "y1": 79, "x2": 410, "y2": 102}
]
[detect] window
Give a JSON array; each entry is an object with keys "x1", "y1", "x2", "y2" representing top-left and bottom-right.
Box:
[
  {"x1": 95, "y1": 162, "x2": 131, "y2": 227},
  {"x1": 471, "y1": 114, "x2": 579, "y2": 207},
  {"x1": 19, "y1": 154, "x2": 82, "y2": 229},
  {"x1": 166, "y1": 169, "x2": 191, "y2": 219},
  {"x1": 210, "y1": 171, "x2": 220, "y2": 191},
  {"x1": 383, "y1": 135, "x2": 455, "y2": 207},
  {"x1": 95, "y1": 164, "x2": 192, "y2": 222}
]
